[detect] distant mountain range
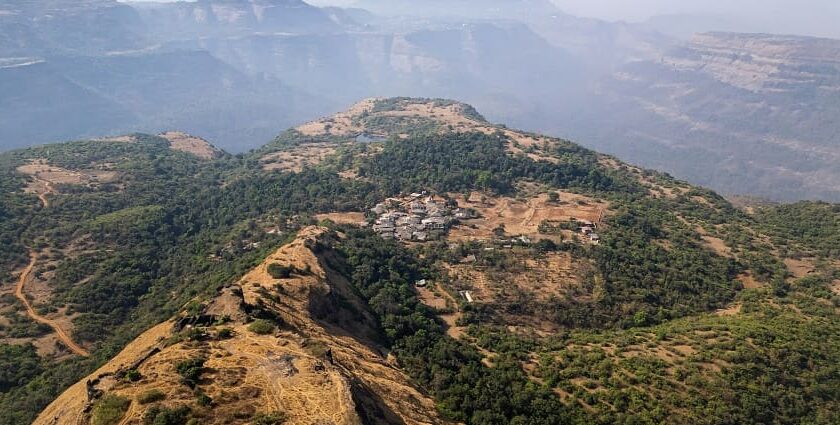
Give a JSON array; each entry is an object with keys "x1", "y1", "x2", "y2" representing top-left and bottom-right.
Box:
[
  {"x1": 2, "y1": 0, "x2": 840, "y2": 201},
  {"x1": 557, "y1": 32, "x2": 840, "y2": 201}
]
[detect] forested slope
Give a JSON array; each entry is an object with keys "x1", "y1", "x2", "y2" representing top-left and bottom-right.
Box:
[{"x1": 0, "y1": 98, "x2": 837, "y2": 424}]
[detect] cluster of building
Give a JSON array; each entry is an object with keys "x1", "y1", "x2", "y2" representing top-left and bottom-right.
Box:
[
  {"x1": 579, "y1": 220, "x2": 600, "y2": 244},
  {"x1": 371, "y1": 193, "x2": 473, "y2": 241}
]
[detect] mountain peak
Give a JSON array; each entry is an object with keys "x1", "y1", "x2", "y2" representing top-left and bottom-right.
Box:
[{"x1": 295, "y1": 97, "x2": 488, "y2": 138}]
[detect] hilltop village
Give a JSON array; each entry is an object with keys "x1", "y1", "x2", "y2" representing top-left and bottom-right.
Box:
[
  {"x1": 367, "y1": 192, "x2": 600, "y2": 245},
  {"x1": 370, "y1": 193, "x2": 472, "y2": 241}
]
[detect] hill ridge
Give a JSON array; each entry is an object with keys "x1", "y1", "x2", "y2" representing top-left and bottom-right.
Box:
[{"x1": 35, "y1": 226, "x2": 447, "y2": 425}]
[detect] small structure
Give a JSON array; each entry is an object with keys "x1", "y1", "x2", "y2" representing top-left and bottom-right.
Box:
[
  {"x1": 380, "y1": 231, "x2": 395, "y2": 240},
  {"x1": 410, "y1": 202, "x2": 427, "y2": 215},
  {"x1": 454, "y1": 208, "x2": 475, "y2": 219},
  {"x1": 396, "y1": 227, "x2": 413, "y2": 240},
  {"x1": 459, "y1": 291, "x2": 474, "y2": 303},
  {"x1": 421, "y1": 217, "x2": 447, "y2": 230},
  {"x1": 415, "y1": 279, "x2": 428, "y2": 288}
]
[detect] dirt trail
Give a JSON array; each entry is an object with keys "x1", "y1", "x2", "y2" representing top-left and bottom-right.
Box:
[
  {"x1": 32, "y1": 175, "x2": 54, "y2": 207},
  {"x1": 15, "y1": 252, "x2": 89, "y2": 357},
  {"x1": 14, "y1": 185, "x2": 89, "y2": 357}
]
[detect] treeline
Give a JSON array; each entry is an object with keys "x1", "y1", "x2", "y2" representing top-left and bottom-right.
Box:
[
  {"x1": 355, "y1": 132, "x2": 639, "y2": 196},
  {"x1": 754, "y1": 201, "x2": 840, "y2": 259}
]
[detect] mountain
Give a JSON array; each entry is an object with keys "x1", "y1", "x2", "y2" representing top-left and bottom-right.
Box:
[
  {"x1": 4, "y1": 1, "x2": 840, "y2": 202},
  {"x1": 0, "y1": 0, "x2": 145, "y2": 56},
  {"x1": 0, "y1": 60, "x2": 136, "y2": 149},
  {"x1": 349, "y1": 0, "x2": 560, "y2": 19},
  {"x1": 555, "y1": 32, "x2": 840, "y2": 202},
  {"x1": 130, "y1": 0, "x2": 349, "y2": 39},
  {"x1": 1, "y1": 98, "x2": 838, "y2": 424},
  {"x1": 0, "y1": 48, "x2": 324, "y2": 152}
]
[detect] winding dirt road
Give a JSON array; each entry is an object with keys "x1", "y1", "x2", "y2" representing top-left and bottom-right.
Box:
[
  {"x1": 13, "y1": 178, "x2": 89, "y2": 357},
  {"x1": 14, "y1": 252, "x2": 89, "y2": 357}
]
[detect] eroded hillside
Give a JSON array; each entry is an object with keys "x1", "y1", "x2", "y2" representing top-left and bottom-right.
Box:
[
  {"x1": 36, "y1": 227, "x2": 446, "y2": 425},
  {"x1": 571, "y1": 32, "x2": 840, "y2": 201}
]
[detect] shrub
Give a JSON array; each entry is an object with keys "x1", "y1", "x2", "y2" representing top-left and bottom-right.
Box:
[
  {"x1": 143, "y1": 406, "x2": 191, "y2": 425},
  {"x1": 267, "y1": 264, "x2": 294, "y2": 279},
  {"x1": 195, "y1": 389, "x2": 212, "y2": 406},
  {"x1": 248, "y1": 319, "x2": 275, "y2": 335},
  {"x1": 217, "y1": 328, "x2": 233, "y2": 339},
  {"x1": 174, "y1": 357, "x2": 206, "y2": 387},
  {"x1": 251, "y1": 412, "x2": 288, "y2": 425},
  {"x1": 137, "y1": 389, "x2": 166, "y2": 404},
  {"x1": 123, "y1": 369, "x2": 142, "y2": 382},
  {"x1": 91, "y1": 394, "x2": 131, "y2": 425}
]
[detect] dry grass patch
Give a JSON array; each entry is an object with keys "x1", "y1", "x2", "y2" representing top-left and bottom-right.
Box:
[
  {"x1": 443, "y1": 251, "x2": 587, "y2": 332},
  {"x1": 295, "y1": 98, "x2": 377, "y2": 137},
  {"x1": 260, "y1": 143, "x2": 338, "y2": 172},
  {"x1": 448, "y1": 192, "x2": 607, "y2": 242},
  {"x1": 93, "y1": 135, "x2": 137, "y2": 143},
  {"x1": 17, "y1": 160, "x2": 118, "y2": 204},
  {"x1": 314, "y1": 212, "x2": 366, "y2": 226},
  {"x1": 783, "y1": 257, "x2": 816, "y2": 279},
  {"x1": 737, "y1": 272, "x2": 762, "y2": 289},
  {"x1": 158, "y1": 131, "x2": 221, "y2": 160},
  {"x1": 416, "y1": 284, "x2": 464, "y2": 339}
]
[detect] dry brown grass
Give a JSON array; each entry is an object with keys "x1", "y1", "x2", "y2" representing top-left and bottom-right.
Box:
[
  {"x1": 36, "y1": 227, "x2": 448, "y2": 425},
  {"x1": 260, "y1": 143, "x2": 338, "y2": 172},
  {"x1": 442, "y1": 250, "x2": 588, "y2": 332},
  {"x1": 93, "y1": 135, "x2": 138, "y2": 143},
  {"x1": 738, "y1": 272, "x2": 762, "y2": 289},
  {"x1": 158, "y1": 131, "x2": 221, "y2": 160},
  {"x1": 702, "y1": 235, "x2": 732, "y2": 258},
  {"x1": 294, "y1": 98, "x2": 573, "y2": 167},
  {"x1": 296, "y1": 98, "x2": 378, "y2": 137},
  {"x1": 314, "y1": 212, "x2": 366, "y2": 225},
  {"x1": 17, "y1": 160, "x2": 118, "y2": 205},
  {"x1": 448, "y1": 191, "x2": 607, "y2": 243},
  {"x1": 416, "y1": 283, "x2": 464, "y2": 340},
  {"x1": 784, "y1": 257, "x2": 816, "y2": 279}
]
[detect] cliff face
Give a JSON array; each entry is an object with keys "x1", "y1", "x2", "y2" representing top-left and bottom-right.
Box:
[
  {"x1": 36, "y1": 227, "x2": 447, "y2": 425},
  {"x1": 664, "y1": 32, "x2": 840, "y2": 93},
  {"x1": 0, "y1": 0, "x2": 145, "y2": 56},
  {"x1": 560, "y1": 32, "x2": 840, "y2": 202},
  {"x1": 132, "y1": 0, "x2": 346, "y2": 39}
]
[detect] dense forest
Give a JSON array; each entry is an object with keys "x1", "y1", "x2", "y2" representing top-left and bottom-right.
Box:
[{"x1": 0, "y1": 102, "x2": 838, "y2": 424}]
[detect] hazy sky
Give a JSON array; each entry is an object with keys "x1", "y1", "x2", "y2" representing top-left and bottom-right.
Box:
[
  {"x1": 551, "y1": 0, "x2": 839, "y2": 22},
  {"x1": 128, "y1": 0, "x2": 840, "y2": 38},
  {"x1": 300, "y1": 0, "x2": 840, "y2": 23}
]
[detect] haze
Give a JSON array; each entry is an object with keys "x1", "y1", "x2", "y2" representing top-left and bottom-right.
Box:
[{"x1": 304, "y1": 0, "x2": 840, "y2": 39}]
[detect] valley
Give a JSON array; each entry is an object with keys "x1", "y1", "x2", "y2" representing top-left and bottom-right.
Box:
[{"x1": 2, "y1": 1, "x2": 840, "y2": 202}]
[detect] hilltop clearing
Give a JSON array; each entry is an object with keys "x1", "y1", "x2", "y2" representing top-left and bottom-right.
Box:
[{"x1": 157, "y1": 132, "x2": 223, "y2": 160}]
